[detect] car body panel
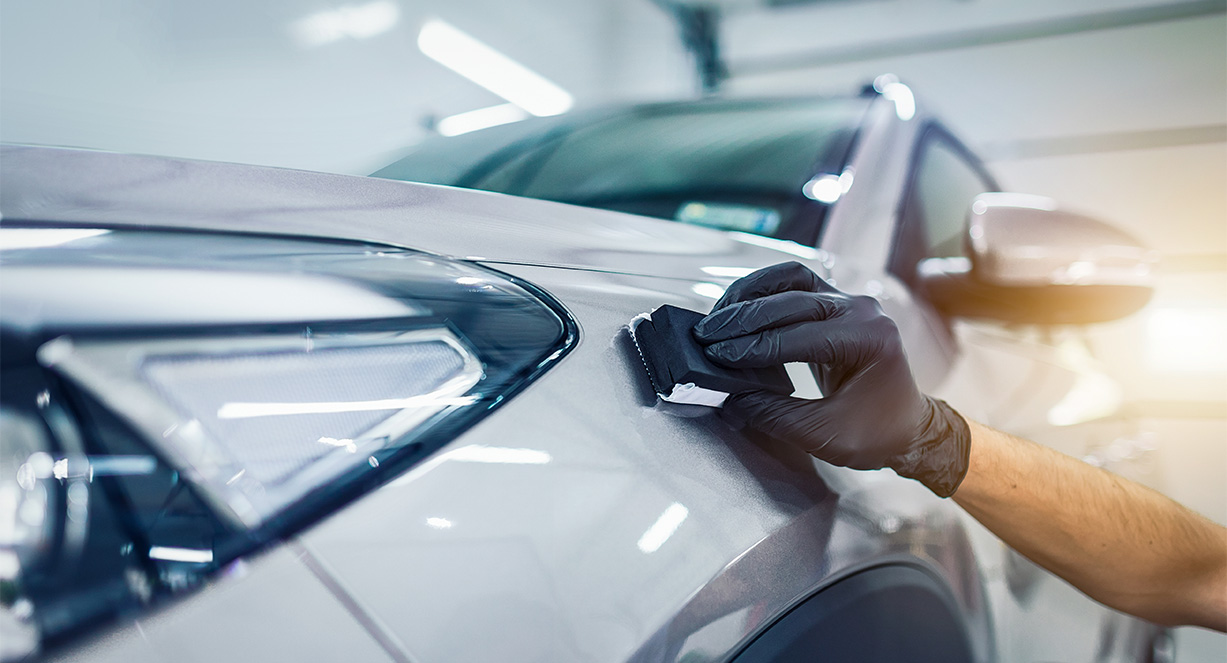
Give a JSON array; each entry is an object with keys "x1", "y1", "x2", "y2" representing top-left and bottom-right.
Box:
[
  {"x1": 42, "y1": 545, "x2": 399, "y2": 663},
  {"x1": 293, "y1": 263, "x2": 989, "y2": 663},
  {"x1": 0, "y1": 145, "x2": 815, "y2": 285},
  {"x1": 2, "y1": 143, "x2": 1157, "y2": 661}
]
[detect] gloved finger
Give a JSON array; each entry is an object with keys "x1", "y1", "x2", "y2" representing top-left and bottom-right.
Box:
[
  {"x1": 694, "y1": 290, "x2": 853, "y2": 342},
  {"x1": 712, "y1": 261, "x2": 836, "y2": 311},
  {"x1": 704, "y1": 317, "x2": 882, "y2": 368},
  {"x1": 723, "y1": 391, "x2": 841, "y2": 457}
]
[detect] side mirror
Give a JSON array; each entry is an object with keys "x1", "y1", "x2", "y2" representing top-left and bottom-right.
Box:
[{"x1": 918, "y1": 193, "x2": 1156, "y2": 325}]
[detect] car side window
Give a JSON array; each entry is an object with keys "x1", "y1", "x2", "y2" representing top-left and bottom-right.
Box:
[{"x1": 893, "y1": 128, "x2": 996, "y2": 284}]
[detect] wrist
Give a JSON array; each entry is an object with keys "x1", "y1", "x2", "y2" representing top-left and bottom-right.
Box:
[{"x1": 891, "y1": 396, "x2": 971, "y2": 498}]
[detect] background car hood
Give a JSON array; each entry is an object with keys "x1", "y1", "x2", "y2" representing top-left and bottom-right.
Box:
[{"x1": 0, "y1": 145, "x2": 825, "y2": 284}]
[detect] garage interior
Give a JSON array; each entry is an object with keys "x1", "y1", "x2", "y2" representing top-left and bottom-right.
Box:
[{"x1": 1, "y1": 0, "x2": 1224, "y2": 659}]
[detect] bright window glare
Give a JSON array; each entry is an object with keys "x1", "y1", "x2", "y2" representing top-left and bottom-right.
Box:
[
  {"x1": 636, "y1": 503, "x2": 688, "y2": 553},
  {"x1": 418, "y1": 19, "x2": 573, "y2": 117},
  {"x1": 1147, "y1": 308, "x2": 1227, "y2": 372},
  {"x1": 291, "y1": 1, "x2": 400, "y2": 47},
  {"x1": 437, "y1": 104, "x2": 530, "y2": 137}
]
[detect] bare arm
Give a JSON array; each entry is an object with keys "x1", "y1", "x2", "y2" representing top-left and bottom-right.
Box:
[
  {"x1": 954, "y1": 419, "x2": 1227, "y2": 630},
  {"x1": 696, "y1": 262, "x2": 1227, "y2": 630}
]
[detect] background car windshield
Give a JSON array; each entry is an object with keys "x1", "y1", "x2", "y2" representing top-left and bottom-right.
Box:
[{"x1": 374, "y1": 98, "x2": 870, "y2": 244}]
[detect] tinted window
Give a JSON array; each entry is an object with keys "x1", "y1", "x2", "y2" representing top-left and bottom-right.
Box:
[
  {"x1": 488, "y1": 102, "x2": 862, "y2": 199},
  {"x1": 374, "y1": 98, "x2": 870, "y2": 244},
  {"x1": 907, "y1": 133, "x2": 995, "y2": 261}
]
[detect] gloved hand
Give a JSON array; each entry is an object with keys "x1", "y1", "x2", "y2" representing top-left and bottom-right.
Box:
[{"x1": 692, "y1": 262, "x2": 971, "y2": 497}]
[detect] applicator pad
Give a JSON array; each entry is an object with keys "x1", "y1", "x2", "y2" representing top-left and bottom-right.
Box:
[{"x1": 630, "y1": 304, "x2": 793, "y2": 407}]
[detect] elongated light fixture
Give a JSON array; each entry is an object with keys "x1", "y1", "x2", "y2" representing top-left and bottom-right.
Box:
[{"x1": 418, "y1": 19, "x2": 573, "y2": 117}]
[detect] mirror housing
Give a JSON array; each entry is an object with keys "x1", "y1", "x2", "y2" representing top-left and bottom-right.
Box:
[{"x1": 919, "y1": 193, "x2": 1156, "y2": 325}]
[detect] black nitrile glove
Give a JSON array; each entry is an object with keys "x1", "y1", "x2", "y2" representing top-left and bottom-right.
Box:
[{"x1": 693, "y1": 262, "x2": 971, "y2": 497}]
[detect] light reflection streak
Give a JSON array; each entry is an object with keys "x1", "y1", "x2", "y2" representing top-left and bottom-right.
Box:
[
  {"x1": 447, "y1": 445, "x2": 552, "y2": 464},
  {"x1": 438, "y1": 104, "x2": 529, "y2": 137},
  {"x1": 637, "y1": 503, "x2": 689, "y2": 553},
  {"x1": 318, "y1": 436, "x2": 358, "y2": 453},
  {"x1": 88, "y1": 456, "x2": 158, "y2": 476},
  {"x1": 385, "y1": 444, "x2": 552, "y2": 488},
  {"x1": 0, "y1": 228, "x2": 110, "y2": 251},
  {"x1": 973, "y1": 192, "x2": 1059, "y2": 212},
  {"x1": 700, "y1": 266, "x2": 756, "y2": 278},
  {"x1": 217, "y1": 394, "x2": 478, "y2": 419},
  {"x1": 148, "y1": 546, "x2": 214, "y2": 564},
  {"x1": 691, "y1": 283, "x2": 726, "y2": 299},
  {"x1": 727, "y1": 232, "x2": 822, "y2": 259}
]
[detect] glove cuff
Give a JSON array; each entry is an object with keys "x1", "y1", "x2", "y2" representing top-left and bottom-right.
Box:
[{"x1": 892, "y1": 397, "x2": 972, "y2": 498}]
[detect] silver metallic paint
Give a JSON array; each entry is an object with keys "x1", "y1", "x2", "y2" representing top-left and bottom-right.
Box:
[{"x1": 3, "y1": 143, "x2": 1156, "y2": 661}]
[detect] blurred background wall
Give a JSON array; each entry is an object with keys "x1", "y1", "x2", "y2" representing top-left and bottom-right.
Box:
[{"x1": 2, "y1": 0, "x2": 1224, "y2": 655}]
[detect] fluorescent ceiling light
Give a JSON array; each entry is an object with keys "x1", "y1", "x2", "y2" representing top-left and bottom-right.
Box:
[
  {"x1": 418, "y1": 19, "x2": 573, "y2": 117},
  {"x1": 437, "y1": 103, "x2": 529, "y2": 136},
  {"x1": 291, "y1": 1, "x2": 400, "y2": 48}
]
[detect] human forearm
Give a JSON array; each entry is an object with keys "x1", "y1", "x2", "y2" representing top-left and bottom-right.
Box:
[
  {"x1": 953, "y1": 420, "x2": 1227, "y2": 630},
  {"x1": 693, "y1": 263, "x2": 1227, "y2": 629}
]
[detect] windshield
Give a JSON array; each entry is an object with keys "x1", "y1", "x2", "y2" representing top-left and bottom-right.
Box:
[{"x1": 374, "y1": 97, "x2": 870, "y2": 245}]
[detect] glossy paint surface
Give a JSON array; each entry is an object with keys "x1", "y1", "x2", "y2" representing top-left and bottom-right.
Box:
[
  {"x1": 0, "y1": 144, "x2": 816, "y2": 285},
  {"x1": 294, "y1": 263, "x2": 991, "y2": 662},
  {"x1": 4, "y1": 134, "x2": 1155, "y2": 661}
]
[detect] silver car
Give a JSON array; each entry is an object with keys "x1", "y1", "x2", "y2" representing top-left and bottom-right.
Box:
[{"x1": 1, "y1": 85, "x2": 1160, "y2": 662}]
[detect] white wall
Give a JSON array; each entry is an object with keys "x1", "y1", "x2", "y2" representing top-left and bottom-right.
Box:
[{"x1": 0, "y1": 0, "x2": 691, "y2": 174}]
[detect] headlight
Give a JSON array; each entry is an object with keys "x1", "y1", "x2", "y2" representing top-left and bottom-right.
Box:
[
  {"x1": 39, "y1": 327, "x2": 483, "y2": 528},
  {"x1": 0, "y1": 227, "x2": 577, "y2": 649}
]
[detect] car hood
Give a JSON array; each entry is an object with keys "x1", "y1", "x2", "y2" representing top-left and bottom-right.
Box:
[{"x1": 0, "y1": 145, "x2": 824, "y2": 284}]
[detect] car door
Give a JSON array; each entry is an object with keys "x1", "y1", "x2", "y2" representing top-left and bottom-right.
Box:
[{"x1": 889, "y1": 124, "x2": 1147, "y2": 662}]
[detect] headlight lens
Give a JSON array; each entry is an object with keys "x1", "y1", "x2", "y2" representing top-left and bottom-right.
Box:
[
  {"x1": 0, "y1": 227, "x2": 577, "y2": 648},
  {"x1": 39, "y1": 327, "x2": 484, "y2": 528}
]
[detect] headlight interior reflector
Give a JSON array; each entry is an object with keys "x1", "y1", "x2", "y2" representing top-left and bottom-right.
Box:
[{"x1": 38, "y1": 327, "x2": 483, "y2": 528}]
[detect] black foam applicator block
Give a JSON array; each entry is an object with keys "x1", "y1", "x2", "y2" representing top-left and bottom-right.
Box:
[{"x1": 633, "y1": 304, "x2": 793, "y2": 398}]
